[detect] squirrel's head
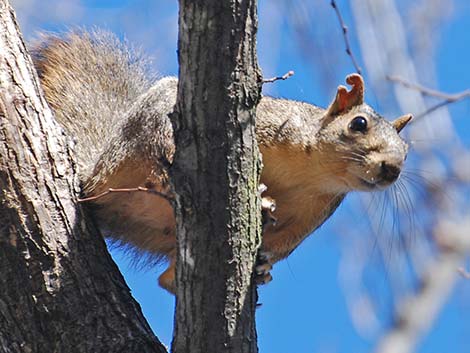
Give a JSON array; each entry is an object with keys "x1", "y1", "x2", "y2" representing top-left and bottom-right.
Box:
[{"x1": 316, "y1": 74, "x2": 412, "y2": 192}]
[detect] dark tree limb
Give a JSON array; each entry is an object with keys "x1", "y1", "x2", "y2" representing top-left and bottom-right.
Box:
[
  {"x1": 0, "y1": 1, "x2": 166, "y2": 352},
  {"x1": 171, "y1": 1, "x2": 262, "y2": 353}
]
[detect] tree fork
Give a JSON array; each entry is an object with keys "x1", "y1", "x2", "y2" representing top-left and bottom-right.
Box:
[{"x1": 0, "y1": 1, "x2": 166, "y2": 352}]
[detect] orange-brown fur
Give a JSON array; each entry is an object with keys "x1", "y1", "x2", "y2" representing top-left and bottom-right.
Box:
[
  {"x1": 32, "y1": 31, "x2": 411, "y2": 293},
  {"x1": 259, "y1": 145, "x2": 345, "y2": 261},
  {"x1": 87, "y1": 143, "x2": 347, "y2": 291}
]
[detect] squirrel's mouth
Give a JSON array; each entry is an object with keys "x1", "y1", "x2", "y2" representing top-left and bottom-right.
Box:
[
  {"x1": 358, "y1": 178, "x2": 379, "y2": 189},
  {"x1": 357, "y1": 175, "x2": 398, "y2": 190},
  {"x1": 351, "y1": 161, "x2": 402, "y2": 191}
]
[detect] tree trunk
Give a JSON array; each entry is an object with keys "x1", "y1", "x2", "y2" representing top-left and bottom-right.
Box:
[
  {"x1": 171, "y1": 1, "x2": 262, "y2": 353},
  {"x1": 0, "y1": 2, "x2": 166, "y2": 352}
]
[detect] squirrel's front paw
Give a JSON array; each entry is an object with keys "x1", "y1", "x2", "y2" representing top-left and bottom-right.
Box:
[
  {"x1": 254, "y1": 251, "x2": 273, "y2": 286},
  {"x1": 259, "y1": 184, "x2": 277, "y2": 229}
]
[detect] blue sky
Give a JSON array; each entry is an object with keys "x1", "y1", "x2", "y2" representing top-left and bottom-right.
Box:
[{"x1": 12, "y1": 0, "x2": 470, "y2": 352}]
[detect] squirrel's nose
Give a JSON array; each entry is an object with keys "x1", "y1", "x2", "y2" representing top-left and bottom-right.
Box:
[{"x1": 379, "y1": 161, "x2": 401, "y2": 182}]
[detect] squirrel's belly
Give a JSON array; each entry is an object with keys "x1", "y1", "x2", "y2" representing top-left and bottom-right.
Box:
[
  {"x1": 93, "y1": 190, "x2": 176, "y2": 256},
  {"x1": 261, "y1": 191, "x2": 345, "y2": 261}
]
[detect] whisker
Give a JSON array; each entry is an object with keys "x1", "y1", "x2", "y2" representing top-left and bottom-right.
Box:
[
  {"x1": 340, "y1": 156, "x2": 364, "y2": 163},
  {"x1": 396, "y1": 180, "x2": 417, "y2": 240},
  {"x1": 393, "y1": 181, "x2": 416, "y2": 252},
  {"x1": 400, "y1": 171, "x2": 454, "y2": 205}
]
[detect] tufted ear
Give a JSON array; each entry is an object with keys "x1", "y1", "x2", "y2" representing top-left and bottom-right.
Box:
[
  {"x1": 326, "y1": 74, "x2": 364, "y2": 116},
  {"x1": 392, "y1": 114, "x2": 412, "y2": 133}
]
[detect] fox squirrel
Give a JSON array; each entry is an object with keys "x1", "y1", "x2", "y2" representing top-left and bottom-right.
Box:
[{"x1": 32, "y1": 30, "x2": 411, "y2": 293}]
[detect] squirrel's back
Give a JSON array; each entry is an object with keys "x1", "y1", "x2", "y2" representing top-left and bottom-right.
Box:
[{"x1": 32, "y1": 30, "x2": 153, "y2": 179}]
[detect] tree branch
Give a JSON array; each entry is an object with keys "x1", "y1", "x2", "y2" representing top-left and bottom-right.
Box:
[
  {"x1": 78, "y1": 186, "x2": 173, "y2": 203},
  {"x1": 387, "y1": 75, "x2": 470, "y2": 119},
  {"x1": 331, "y1": 0, "x2": 362, "y2": 74},
  {"x1": 262, "y1": 70, "x2": 294, "y2": 84}
]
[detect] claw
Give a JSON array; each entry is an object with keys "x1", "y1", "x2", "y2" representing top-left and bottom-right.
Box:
[
  {"x1": 254, "y1": 272, "x2": 273, "y2": 286},
  {"x1": 262, "y1": 202, "x2": 277, "y2": 228},
  {"x1": 258, "y1": 183, "x2": 268, "y2": 195},
  {"x1": 254, "y1": 250, "x2": 273, "y2": 286},
  {"x1": 259, "y1": 184, "x2": 277, "y2": 229},
  {"x1": 257, "y1": 250, "x2": 270, "y2": 262},
  {"x1": 255, "y1": 262, "x2": 272, "y2": 276},
  {"x1": 261, "y1": 196, "x2": 276, "y2": 213}
]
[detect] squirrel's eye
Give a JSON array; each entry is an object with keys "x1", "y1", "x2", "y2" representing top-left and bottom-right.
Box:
[{"x1": 349, "y1": 116, "x2": 368, "y2": 133}]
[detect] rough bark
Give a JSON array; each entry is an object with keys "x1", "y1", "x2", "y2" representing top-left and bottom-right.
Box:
[
  {"x1": 0, "y1": 2, "x2": 166, "y2": 352},
  {"x1": 171, "y1": 1, "x2": 262, "y2": 353}
]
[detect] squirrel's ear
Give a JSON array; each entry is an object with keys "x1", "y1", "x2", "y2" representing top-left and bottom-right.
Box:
[
  {"x1": 326, "y1": 74, "x2": 364, "y2": 116},
  {"x1": 392, "y1": 114, "x2": 412, "y2": 133}
]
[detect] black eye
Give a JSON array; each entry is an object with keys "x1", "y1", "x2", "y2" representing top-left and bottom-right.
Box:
[{"x1": 349, "y1": 116, "x2": 368, "y2": 133}]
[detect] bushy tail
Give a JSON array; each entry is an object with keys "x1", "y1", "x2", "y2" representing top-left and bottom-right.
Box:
[{"x1": 31, "y1": 29, "x2": 153, "y2": 179}]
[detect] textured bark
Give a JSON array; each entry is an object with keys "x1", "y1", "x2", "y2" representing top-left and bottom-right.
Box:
[
  {"x1": 171, "y1": 1, "x2": 262, "y2": 353},
  {"x1": 0, "y1": 2, "x2": 166, "y2": 352}
]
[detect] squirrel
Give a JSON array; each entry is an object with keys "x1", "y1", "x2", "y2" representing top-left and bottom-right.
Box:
[{"x1": 31, "y1": 30, "x2": 412, "y2": 294}]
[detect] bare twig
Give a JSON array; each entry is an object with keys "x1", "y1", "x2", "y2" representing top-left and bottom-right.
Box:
[
  {"x1": 262, "y1": 70, "x2": 294, "y2": 84},
  {"x1": 387, "y1": 75, "x2": 470, "y2": 100},
  {"x1": 78, "y1": 186, "x2": 173, "y2": 203},
  {"x1": 387, "y1": 75, "x2": 470, "y2": 119},
  {"x1": 330, "y1": 0, "x2": 362, "y2": 75}
]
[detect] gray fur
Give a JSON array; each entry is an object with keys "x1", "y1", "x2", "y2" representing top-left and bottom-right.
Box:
[{"x1": 32, "y1": 29, "x2": 154, "y2": 179}]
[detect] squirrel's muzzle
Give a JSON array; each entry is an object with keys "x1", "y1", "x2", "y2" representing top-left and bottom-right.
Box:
[
  {"x1": 379, "y1": 161, "x2": 401, "y2": 183},
  {"x1": 348, "y1": 148, "x2": 407, "y2": 191}
]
